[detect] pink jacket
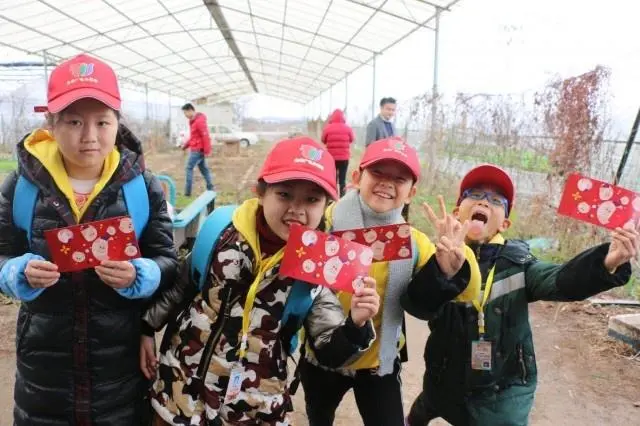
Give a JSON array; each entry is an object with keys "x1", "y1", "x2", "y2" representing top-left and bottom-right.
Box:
[{"x1": 322, "y1": 109, "x2": 354, "y2": 161}]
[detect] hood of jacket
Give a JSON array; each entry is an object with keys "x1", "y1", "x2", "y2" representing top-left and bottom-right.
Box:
[
  {"x1": 190, "y1": 112, "x2": 206, "y2": 125},
  {"x1": 328, "y1": 109, "x2": 345, "y2": 124},
  {"x1": 16, "y1": 123, "x2": 146, "y2": 221}
]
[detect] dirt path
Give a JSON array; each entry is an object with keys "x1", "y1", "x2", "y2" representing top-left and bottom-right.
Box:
[
  {"x1": 0, "y1": 146, "x2": 638, "y2": 425},
  {"x1": 0, "y1": 300, "x2": 637, "y2": 425}
]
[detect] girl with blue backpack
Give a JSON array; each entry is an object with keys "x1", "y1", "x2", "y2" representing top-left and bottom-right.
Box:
[
  {"x1": 0, "y1": 53, "x2": 178, "y2": 425},
  {"x1": 141, "y1": 136, "x2": 380, "y2": 425}
]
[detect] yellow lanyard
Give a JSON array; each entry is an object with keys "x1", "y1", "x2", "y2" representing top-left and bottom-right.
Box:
[
  {"x1": 471, "y1": 266, "x2": 496, "y2": 337},
  {"x1": 238, "y1": 248, "x2": 285, "y2": 359}
]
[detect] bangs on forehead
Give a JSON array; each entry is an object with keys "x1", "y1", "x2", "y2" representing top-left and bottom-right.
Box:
[
  {"x1": 366, "y1": 159, "x2": 414, "y2": 178},
  {"x1": 270, "y1": 180, "x2": 327, "y2": 195}
]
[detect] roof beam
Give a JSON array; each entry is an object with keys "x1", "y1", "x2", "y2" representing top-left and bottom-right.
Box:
[
  {"x1": 254, "y1": 81, "x2": 314, "y2": 99},
  {"x1": 157, "y1": 1, "x2": 247, "y2": 92},
  {"x1": 278, "y1": 0, "x2": 289, "y2": 79},
  {"x1": 345, "y1": 0, "x2": 436, "y2": 28},
  {"x1": 199, "y1": 89, "x2": 304, "y2": 105},
  {"x1": 415, "y1": 0, "x2": 451, "y2": 11},
  {"x1": 202, "y1": 0, "x2": 258, "y2": 93},
  {"x1": 303, "y1": 0, "x2": 459, "y2": 98},
  {"x1": 291, "y1": 0, "x2": 333, "y2": 82},
  {"x1": 231, "y1": 29, "x2": 368, "y2": 68},
  {"x1": 101, "y1": 28, "x2": 344, "y2": 81},
  {"x1": 243, "y1": 58, "x2": 335, "y2": 86},
  {"x1": 302, "y1": 0, "x2": 388, "y2": 93},
  {"x1": 0, "y1": 21, "x2": 194, "y2": 96},
  {"x1": 215, "y1": 3, "x2": 375, "y2": 55},
  {"x1": 26, "y1": 4, "x2": 205, "y2": 53},
  {"x1": 53, "y1": 0, "x2": 213, "y2": 94},
  {"x1": 231, "y1": 35, "x2": 353, "y2": 74}
]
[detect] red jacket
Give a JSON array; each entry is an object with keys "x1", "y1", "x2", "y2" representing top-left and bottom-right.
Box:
[
  {"x1": 182, "y1": 112, "x2": 211, "y2": 155},
  {"x1": 322, "y1": 109, "x2": 354, "y2": 161}
]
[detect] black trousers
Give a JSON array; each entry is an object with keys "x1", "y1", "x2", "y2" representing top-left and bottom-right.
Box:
[
  {"x1": 335, "y1": 160, "x2": 349, "y2": 197},
  {"x1": 300, "y1": 358, "x2": 404, "y2": 426}
]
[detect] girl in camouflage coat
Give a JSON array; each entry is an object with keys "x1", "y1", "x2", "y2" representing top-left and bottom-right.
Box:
[{"x1": 141, "y1": 137, "x2": 380, "y2": 425}]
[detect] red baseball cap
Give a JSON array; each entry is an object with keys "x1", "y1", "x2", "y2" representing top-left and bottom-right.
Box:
[
  {"x1": 458, "y1": 164, "x2": 515, "y2": 213},
  {"x1": 39, "y1": 53, "x2": 121, "y2": 113},
  {"x1": 257, "y1": 137, "x2": 338, "y2": 200},
  {"x1": 359, "y1": 137, "x2": 421, "y2": 180}
]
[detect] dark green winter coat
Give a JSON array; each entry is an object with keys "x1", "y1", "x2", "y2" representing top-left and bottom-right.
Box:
[{"x1": 401, "y1": 234, "x2": 631, "y2": 426}]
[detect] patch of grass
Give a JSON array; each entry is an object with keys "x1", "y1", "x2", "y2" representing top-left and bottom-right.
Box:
[
  {"x1": 441, "y1": 142, "x2": 550, "y2": 173},
  {"x1": 174, "y1": 194, "x2": 195, "y2": 209},
  {"x1": 0, "y1": 159, "x2": 17, "y2": 172}
]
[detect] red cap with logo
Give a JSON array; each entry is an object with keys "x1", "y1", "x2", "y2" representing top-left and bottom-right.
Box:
[
  {"x1": 257, "y1": 136, "x2": 339, "y2": 200},
  {"x1": 37, "y1": 53, "x2": 121, "y2": 113},
  {"x1": 359, "y1": 137, "x2": 421, "y2": 180},
  {"x1": 457, "y1": 164, "x2": 515, "y2": 212}
]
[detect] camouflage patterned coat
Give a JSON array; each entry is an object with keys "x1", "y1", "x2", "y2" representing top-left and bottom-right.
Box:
[{"x1": 145, "y1": 199, "x2": 374, "y2": 425}]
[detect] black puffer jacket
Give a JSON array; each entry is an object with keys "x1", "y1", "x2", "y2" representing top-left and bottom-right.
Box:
[{"x1": 0, "y1": 125, "x2": 178, "y2": 425}]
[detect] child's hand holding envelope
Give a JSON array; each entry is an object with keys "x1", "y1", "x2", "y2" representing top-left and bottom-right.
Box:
[
  {"x1": 44, "y1": 216, "x2": 141, "y2": 273},
  {"x1": 349, "y1": 276, "x2": 380, "y2": 327}
]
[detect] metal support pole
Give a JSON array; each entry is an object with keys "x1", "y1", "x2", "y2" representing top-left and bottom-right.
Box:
[
  {"x1": 329, "y1": 85, "x2": 333, "y2": 110},
  {"x1": 614, "y1": 106, "x2": 640, "y2": 185},
  {"x1": 167, "y1": 90, "x2": 172, "y2": 141},
  {"x1": 345, "y1": 73, "x2": 349, "y2": 113},
  {"x1": 371, "y1": 54, "x2": 377, "y2": 120},
  {"x1": 43, "y1": 50, "x2": 49, "y2": 90},
  {"x1": 145, "y1": 83, "x2": 149, "y2": 122},
  {"x1": 431, "y1": 8, "x2": 441, "y2": 138}
]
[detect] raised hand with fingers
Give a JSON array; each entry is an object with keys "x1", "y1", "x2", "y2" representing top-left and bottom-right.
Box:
[
  {"x1": 423, "y1": 195, "x2": 471, "y2": 278},
  {"x1": 604, "y1": 221, "x2": 640, "y2": 272}
]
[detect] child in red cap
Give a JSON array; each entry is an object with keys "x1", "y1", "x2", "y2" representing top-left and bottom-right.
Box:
[
  {"x1": 300, "y1": 137, "x2": 482, "y2": 426},
  {"x1": 0, "y1": 53, "x2": 178, "y2": 425},
  {"x1": 403, "y1": 164, "x2": 639, "y2": 426},
  {"x1": 142, "y1": 137, "x2": 380, "y2": 425}
]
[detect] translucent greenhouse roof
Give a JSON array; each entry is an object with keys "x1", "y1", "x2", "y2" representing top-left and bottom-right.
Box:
[{"x1": 0, "y1": 0, "x2": 458, "y2": 104}]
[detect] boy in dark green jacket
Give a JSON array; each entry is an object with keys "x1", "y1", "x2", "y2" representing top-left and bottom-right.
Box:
[{"x1": 402, "y1": 164, "x2": 639, "y2": 426}]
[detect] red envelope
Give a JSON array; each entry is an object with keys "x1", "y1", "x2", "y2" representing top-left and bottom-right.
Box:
[
  {"x1": 280, "y1": 224, "x2": 373, "y2": 293},
  {"x1": 332, "y1": 223, "x2": 413, "y2": 262},
  {"x1": 44, "y1": 216, "x2": 141, "y2": 272},
  {"x1": 557, "y1": 173, "x2": 640, "y2": 230}
]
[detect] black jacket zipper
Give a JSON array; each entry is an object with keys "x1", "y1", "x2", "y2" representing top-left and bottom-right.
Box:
[
  {"x1": 517, "y1": 344, "x2": 528, "y2": 384},
  {"x1": 195, "y1": 288, "x2": 240, "y2": 379}
]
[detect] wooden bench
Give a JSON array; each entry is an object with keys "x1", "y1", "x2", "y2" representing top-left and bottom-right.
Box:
[{"x1": 156, "y1": 175, "x2": 216, "y2": 250}]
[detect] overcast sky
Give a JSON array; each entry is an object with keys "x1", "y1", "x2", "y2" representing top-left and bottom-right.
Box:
[
  {"x1": 246, "y1": 0, "x2": 640, "y2": 136},
  {"x1": 2, "y1": 0, "x2": 638, "y2": 136}
]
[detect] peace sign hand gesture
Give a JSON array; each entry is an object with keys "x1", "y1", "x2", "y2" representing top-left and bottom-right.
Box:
[{"x1": 423, "y1": 195, "x2": 470, "y2": 278}]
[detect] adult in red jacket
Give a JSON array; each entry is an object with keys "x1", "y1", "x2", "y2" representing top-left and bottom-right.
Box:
[
  {"x1": 322, "y1": 109, "x2": 355, "y2": 197},
  {"x1": 181, "y1": 103, "x2": 214, "y2": 196}
]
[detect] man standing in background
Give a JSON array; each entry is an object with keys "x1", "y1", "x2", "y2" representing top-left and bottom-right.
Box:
[
  {"x1": 181, "y1": 103, "x2": 214, "y2": 196},
  {"x1": 365, "y1": 97, "x2": 397, "y2": 146}
]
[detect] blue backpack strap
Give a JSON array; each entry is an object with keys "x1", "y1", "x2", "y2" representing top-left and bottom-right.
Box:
[
  {"x1": 281, "y1": 280, "x2": 317, "y2": 355},
  {"x1": 190, "y1": 204, "x2": 237, "y2": 291},
  {"x1": 13, "y1": 175, "x2": 39, "y2": 247},
  {"x1": 122, "y1": 174, "x2": 149, "y2": 240}
]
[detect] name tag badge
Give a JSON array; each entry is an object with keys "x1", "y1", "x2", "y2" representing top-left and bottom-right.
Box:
[
  {"x1": 471, "y1": 340, "x2": 492, "y2": 371},
  {"x1": 223, "y1": 364, "x2": 245, "y2": 405}
]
